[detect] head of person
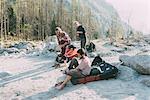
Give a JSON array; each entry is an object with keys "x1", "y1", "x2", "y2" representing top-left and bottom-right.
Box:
[
  {"x1": 73, "y1": 21, "x2": 80, "y2": 27},
  {"x1": 77, "y1": 48, "x2": 86, "y2": 58},
  {"x1": 60, "y1": 31, "x2": 66, "y2": 37},
  {"x1": 68, "y1": 45, "x2": 76, "y2": 51},
  {"x1": 55, "y1": 27, "x2": 62, "y2": 35}
]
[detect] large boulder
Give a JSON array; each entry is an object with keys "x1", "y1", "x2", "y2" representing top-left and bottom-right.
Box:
[
  {"x1": 0, "y1": 48, "x2": 19, "y2": 55},
  {"x1": 117, "y1": 65, "x2": 138, "y2": 81},
  {"x1": 44, "y1": 36, "x2": 60, "y2": 52},
  {"x1": 119, "y1": 55, "x2": 150, "y2": 75},
  {"x1": 11, "y1": 42, "x2": 34, "y2": 51},
  {"x1": 0, "y1": 72, "x2": 11, "y2": 79}
]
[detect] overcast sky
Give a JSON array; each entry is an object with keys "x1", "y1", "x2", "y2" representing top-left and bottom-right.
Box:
[{"x1": 106, "y1": 0, "x2": 150, "y2": 34}]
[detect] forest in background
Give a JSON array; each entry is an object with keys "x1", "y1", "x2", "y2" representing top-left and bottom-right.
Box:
[
  {"x1": 0, "y1": 0, "x2": 99, "y2": 41},
  {"x1": 0, "y1": 0, "x2": 141, "y2": 42}
]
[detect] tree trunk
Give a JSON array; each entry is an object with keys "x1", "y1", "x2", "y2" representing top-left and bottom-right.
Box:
[{"x1": 0, "y1": 0, "x2": 4, "y2": 41}]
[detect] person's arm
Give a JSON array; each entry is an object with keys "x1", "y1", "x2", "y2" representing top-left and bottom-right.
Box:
[
  {"x1": 56, "y1": 35, "x2": 61, "y2": 45},
  {"x1": 59, "y1": 41, "x2": 69, "y2": 48},
  {"x1": 77, "y1": 31, "x2": 83, "y2": 34},
  {"x1": 59, "y1": 35, "x2": 70, "y2": 48}
]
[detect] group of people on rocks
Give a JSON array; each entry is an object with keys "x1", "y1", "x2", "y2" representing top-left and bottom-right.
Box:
[
  {"x1": 55, "y1": 21, "x2": 87, "y2": 53},
  {"x1": 54, "y1": 21, "x2": 92, "y2": 90}
]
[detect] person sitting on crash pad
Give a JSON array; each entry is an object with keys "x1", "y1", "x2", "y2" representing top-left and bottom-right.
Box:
[
  {"x1": 59, "y1": 45, "x2": 78, "y2": 71},
  {"x1": 55, "y1": 48, "x2": 91, "y2": 90}
]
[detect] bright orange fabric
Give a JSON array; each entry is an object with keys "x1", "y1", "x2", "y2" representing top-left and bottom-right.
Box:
[{"x1": 64, "y1": 48, "x2": 78, "y2": 59}]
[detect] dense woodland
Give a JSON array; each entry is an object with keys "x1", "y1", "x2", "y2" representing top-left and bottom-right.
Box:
[{"x1": 0, "y1": 0, "x2": 138, "y2": 42}]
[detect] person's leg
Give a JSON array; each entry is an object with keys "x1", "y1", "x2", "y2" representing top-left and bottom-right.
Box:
[
  {"x1": 56, "y1": 75, "x2": 72, "y2": 90},
  {"x1": 62, "y1": 75, "x2": 72, "y2": 85},
  {"x1": 81, "y1": 38, "x2": 86, "y2": 49},
  {"x1": 61, "y1": 47, "x2": 65, "y2": 55},
  {"x1": 68, "y1": 58, "x2": 79, "y2": 70},
  {"x1": 53, "y1": 54, "x2": 62, "y2": 68},
  {"x1": 55, "y1": 54, "x2": 65, "y2": 64},
  {"x1": 70, "y1": 70, "x2": 86, "y2": 85},
  {"x1": 61, "y1": 58, "x2": 78, "y2": 74},
  {"x1": 56, "y1": 70, "x2": 85, "y2": 90},
  {"x1": 83, "y1": 37, "x2": 86, "y2": 49},
  {"x1": 81, "y1": 39, "x2": 83, "y2": 49},
  {"x1": 61, "y1": 44, "x2": 69, "y2": 55}
]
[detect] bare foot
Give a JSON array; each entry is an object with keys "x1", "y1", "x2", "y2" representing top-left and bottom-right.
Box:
[{"x1": 55, "y1": 84, "x2": 65, "y2": 90}]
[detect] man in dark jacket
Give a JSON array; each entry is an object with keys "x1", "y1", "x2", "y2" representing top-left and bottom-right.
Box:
[{"x1": 74, "y1": 21, "x2": 86, "y2": 49}]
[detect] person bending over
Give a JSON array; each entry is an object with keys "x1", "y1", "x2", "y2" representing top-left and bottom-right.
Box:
[{"x1": 55, "y1": 27, "x2": 71, "y2": 55}]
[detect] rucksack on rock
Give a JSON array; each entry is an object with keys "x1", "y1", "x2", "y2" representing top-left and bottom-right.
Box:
[
  {"x1": 86, "y1": 42, "x2": 96, "y2": 53},
  {"x1": 91, "y1": 55, "x2": 118, "y2": 79}
]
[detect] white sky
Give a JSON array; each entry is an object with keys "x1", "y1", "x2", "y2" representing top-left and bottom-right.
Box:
[{"x1": 106, "y1": 0, "x2": 150, "y2": 34}]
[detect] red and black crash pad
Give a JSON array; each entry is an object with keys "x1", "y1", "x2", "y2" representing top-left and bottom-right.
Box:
[
  {"x1": 71, "y1": 75, "x2": 101, "y2": 85},
  {"x1": 71, "y1": 73, "x2": 117, "y2": 85},
  {"x1": 71, "y1": 55, "x2": 119, "y2": 85}
]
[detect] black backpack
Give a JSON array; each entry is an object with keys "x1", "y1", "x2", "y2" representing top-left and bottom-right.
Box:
[
  {"x1": 56, "y1": 54, "x2": 69, "y2": 63},
  {"x1": 86, "y1": 42, "x2": 96, "y2": 53},
  {"x1": 90, "y1": 55, "x2": 118, "y2": 79}
]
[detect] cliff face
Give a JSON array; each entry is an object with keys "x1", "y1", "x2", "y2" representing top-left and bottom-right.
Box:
[
  {"x1": 85, "y1": 0, "x2": 135, "y2": 39},
  {"x1": 81, "y1": 0, "x2": 121, "y2": 36}
]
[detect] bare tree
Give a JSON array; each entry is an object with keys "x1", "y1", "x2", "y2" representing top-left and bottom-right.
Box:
[{"x1": 0, "y1": 0, "x2": 4, "y2": 42}]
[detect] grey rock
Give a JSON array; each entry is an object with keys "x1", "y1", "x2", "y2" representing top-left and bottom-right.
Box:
[
  {"x1": 0, "y1": 72, "x2": 11, "y2": 78},
  {"x1": 119, "y1": 55, "x2": 150, "y2": 75},
  {"x1": 117, "y1": 65, "x2": 138, "y2": 81}
]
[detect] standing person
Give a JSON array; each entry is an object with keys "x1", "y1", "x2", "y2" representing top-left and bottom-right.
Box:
[
  {"x1": 55, "y1": 48, "x2": 91, "y2": 90},
  {"x1": 74, "y1": 21, "x2": 87, "y2": 49}
]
